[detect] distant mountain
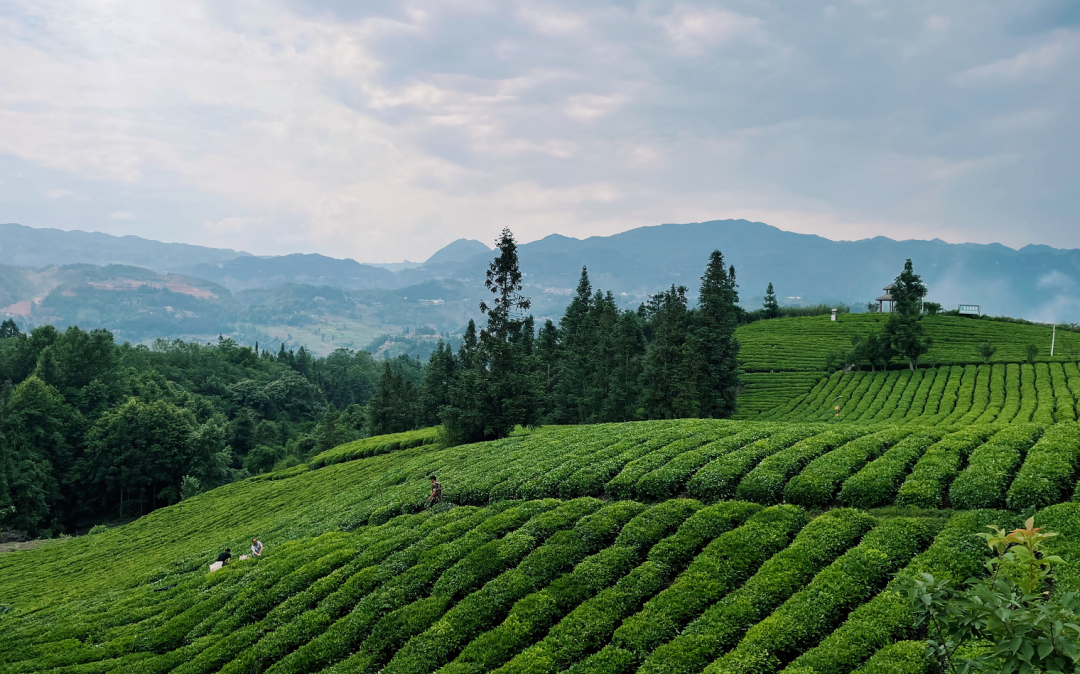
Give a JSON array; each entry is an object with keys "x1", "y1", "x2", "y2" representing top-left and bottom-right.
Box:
[
  {"x1": 425, "y1": 238, "x2": 490, "y2": 265},
  {"x1": 177, "y1": 253, "x2": 397, "y2": 292},
  {"x1": 439, "y1": 221, "x2": 1080, "y2": 322},
  {"x1": 7, "y1": 220, "x2": 1080, "y2": 324},
  {"x1": 0, "y1": 222, "x2": 250, "y2": 271}
]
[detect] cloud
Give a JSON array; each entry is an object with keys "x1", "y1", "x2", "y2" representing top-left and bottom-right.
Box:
[
  {"x1": 656, "y1": 4, "x2": 765, "y2": 56},
  {"x1": 0, "y1": 0, "x2": 1078, "y2": 261},
  {"x1": 109, "y1": 211, "x2": 136, "y2": 220},
  {"x1": 953, "y1": 33, "x2": 1078, "y2": 85}
]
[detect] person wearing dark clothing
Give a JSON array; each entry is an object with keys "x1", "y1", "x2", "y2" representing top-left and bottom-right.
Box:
[
  {"x1": 216, "y1": 549, "x2": 232, "y2": 565},
  {"x1": 428, "y1": 476, "x2": 443, "y2": 505}
]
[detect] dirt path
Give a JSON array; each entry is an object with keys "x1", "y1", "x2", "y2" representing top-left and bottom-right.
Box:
[{"x1": 0, "y1": 539, "x2": 51, "y2": 553}]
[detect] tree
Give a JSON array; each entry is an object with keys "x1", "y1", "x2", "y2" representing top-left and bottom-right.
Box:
[
  {"x1": 419, "y1": 343, "x2": 456, "y2": 427},
  {"x1": 367, "y1": 363, "x2": 417, "y2": 436},
  {"x1": 313, "y1": 404, "x2": 352, "y2": 455},
  {"x1": 891, "y1": 259, "x2": 928, "y2": 318},
  {"x1": 599, "y1": 309, "x2": 646, "y2": 422},
  {"x1": 923, "y1": 301, "x2": 943, "y2": 316},
  {"x1": 977, "y1": 342, "x2": 997, "y2": 364},
  {"x1": 442, "y1": 228, "x2": 538, "y2": 442},
  {"x1": 0, "y1": 377, "x2": 74, "y2": 535},
  {"x1": 550, "y1": 267, "x2": 595, "y2": 424},
  {"x1": 885, "y1": 259, "x2": 932, "y2": 371},
  {"x1": 762, "y1": 282, "x2": 780, "y2": 319},
  {"x1": 1025, "y1": 344, "x2": 1039, "y2": 364},
  {"x1": 696, "y1": 251, "x2": 741, "y2": 417},
  {"x1": 641, "y1": 285, "x2": 701, "y2": 419},
  {"x1": 77, "y1": 399, "x2": 198, "y2": 516}
]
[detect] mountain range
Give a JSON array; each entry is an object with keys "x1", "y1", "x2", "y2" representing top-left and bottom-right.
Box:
[{"x1": 1, "y1": 221, "x2": 1078, "y2": 352}]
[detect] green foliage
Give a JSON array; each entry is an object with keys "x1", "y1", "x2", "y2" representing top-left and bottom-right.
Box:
[
  {"x1": 898, "y1": 518, "x2": 1080, "y2": 674},
  {"x1": 977, "y1": 342, "x2": 997, "y2": 364},
  {"x1": 763, "y1": 283, "x2": 780, "y2": 319}
]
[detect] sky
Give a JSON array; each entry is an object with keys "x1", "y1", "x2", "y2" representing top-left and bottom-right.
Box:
[{"x1": 0, "y1": 0, "x2": 1077, "y2": 263}]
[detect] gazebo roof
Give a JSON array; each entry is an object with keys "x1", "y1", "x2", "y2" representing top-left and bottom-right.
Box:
[
  {"x1": 876, "y1": 292, "x2": 893, "y2": 302},
  {"x1": 883, "y1": 283, "x2": 895, "y2": 290}
]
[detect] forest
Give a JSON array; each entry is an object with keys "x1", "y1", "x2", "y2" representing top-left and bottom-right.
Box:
[
  {"x1": 0, "y1": 229, "x2": 743, "y2": 538},
  {"x1": 0, "y1": 320, "x2": 423, "y2": 537}
]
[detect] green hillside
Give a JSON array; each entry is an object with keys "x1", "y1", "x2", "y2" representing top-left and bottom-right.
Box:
[
  {"x1": 4, "y1": 419, "x2": 1080, "y2": 673},
  {"x1": 733, "y1": 314, "x2": 1080, "y2": 420}
]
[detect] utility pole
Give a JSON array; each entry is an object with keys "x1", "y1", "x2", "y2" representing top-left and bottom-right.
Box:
[{"x1": 1051, "y1": 325, "x2": 1056, "y2": 357}]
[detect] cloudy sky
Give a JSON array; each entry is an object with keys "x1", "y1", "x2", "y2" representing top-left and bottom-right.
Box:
[{"x1": 0, "y1": 0, "x2": 1077, "y2": 262}]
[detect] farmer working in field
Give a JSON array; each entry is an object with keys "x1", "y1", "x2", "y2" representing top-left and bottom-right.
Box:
[
  {"x1": 251, "y1": 538, "x2": 263, "y2": 557},
  {"x1": 427, "y1": 475, "x2": 443, "y2": 505},
  {"x1": 216, "y1": 548, "x2": 232, "y2": 566}
]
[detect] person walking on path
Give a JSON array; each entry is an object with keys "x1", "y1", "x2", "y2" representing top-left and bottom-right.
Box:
[
  {"x1": 427, "y1": 475, "x2": 443, "y2": 505},
  {"x1": 251, "y1": 538, "x2": 263, "y2": 557}
]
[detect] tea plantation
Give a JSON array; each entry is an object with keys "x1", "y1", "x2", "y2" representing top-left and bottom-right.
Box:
[
  {"x1": 5, "y1": 415, "x2": 1080, "y2": 674},
  {"x1": 733, "y1": 314, "x2": 1080, "y2": 418}
]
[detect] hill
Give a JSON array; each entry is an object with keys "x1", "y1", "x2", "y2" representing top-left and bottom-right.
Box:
[
  {"x1": 732, "y1": 314, "x2": 1080, "y2": 420},
  {"x1": 4, "y1": 420, "x2": 1080, "y2": 673},
  {"x1": 0, "y1": 223, "x2": 250, "y2": 271}
]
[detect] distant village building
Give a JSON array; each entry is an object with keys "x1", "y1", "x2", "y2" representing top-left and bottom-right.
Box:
[{"x1": 876, "y1": 284, "x2": 895, "y2": 313}]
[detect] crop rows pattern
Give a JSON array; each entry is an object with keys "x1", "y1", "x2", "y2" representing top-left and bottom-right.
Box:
[
  {"x1": 5, "y1": 497, "x2": 1080, "y2": 674},
  {"x1": 752, "y1": 362, "x2": 1080, "y2": 425}
]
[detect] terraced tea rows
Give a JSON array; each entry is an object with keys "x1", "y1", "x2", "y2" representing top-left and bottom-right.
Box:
[
  {"x1": 756, "y1": 362, "x2": 1080, "y2": 424},
  {"x1": 735, "y1": 314, "x2": 1080, "y2": 372},
  {"x1": 5, "y1": 496, "x2": 1080, "y2": 674},
  {"x1": 3, "y1": 421, "x2": 1079, "y2": 597}
]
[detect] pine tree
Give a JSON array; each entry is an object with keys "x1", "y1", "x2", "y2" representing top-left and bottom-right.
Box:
[
  {"x1": 641, "y1": 285, "x2": 699, "y2": 419},
  {"x1": 696, "y1": 250, "x2": 741, "y2": 417},
  {"x1": 763, "y1": 282, "x2": 780, "y2": 319},
  {"x1": 419, "y1": 342, "x2": 456, "y2": 427},
  {"x1": 536, "y1": 320, "x2": 560, "y2": 418},
  {"x1": 441, "y1": 228, "x2": 537, "y2": 442},
  {"x1": 551, "y1": 267, "x2": 595, "y2": 423},
  {"x1": 600, "y1": 309, "x2": 646, "y2": 422}
]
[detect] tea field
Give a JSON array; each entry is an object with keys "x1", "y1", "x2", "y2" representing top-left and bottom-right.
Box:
[
  {"x1": 735, "y1": 314, "x2": 1080, "y2": 373},
  {"x1": 4, "y1": 418, "x2": 1080, "y2": 673},
  {"x1": 753, "y1": 362, "x2": 1080, "y2": 424},
  {"x1": 732, "y1": 314, "x2": 1080, "y2": 420}
]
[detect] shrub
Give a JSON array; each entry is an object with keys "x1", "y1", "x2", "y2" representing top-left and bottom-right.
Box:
[
  {"x1": 836, "y1": 431, "x2": 945, "y2": 509},
  {"x1": 437, "y1": 500, "x2": 700, "y2": 674},
  {"x1": 948, "y1": 423, "x2": 1042, "y2": 509},
  {"x1": 735, "y1": 426, "x2": 872, "y2": 504},
  {"x1": 858, "y1": 641, "x2": 934, "y2": 674},
  {"x1": 1005, "y1": 424, "x2": 1080, "y2": 509},
  {"x1": 309, "y1": 428, "x2": 441, "y2": 469},
  {"x1": 612, "y1": 505, "x2": 805, "y2": 657},
  {"x1": 703, "y1": 517, "x2": 938, "y2": 674},
  {"x1": 686, "y1": 426, "x2": 821, "y2": 502},
  {"x1": 784, "y1": 427, "x2": 911, "y2": 508},
  {"x1": 782, "y1": 510, "x2": 1010, "y2": 674},
  {"x1": 635, "y1": 427, "x2": 777, "y2": 501},
  {"x1": 895, "y1": 425, "x2": 997, "y2": 508},
  {"x1": 637, "y1": 508, "x2": 875, "y2": 674}
]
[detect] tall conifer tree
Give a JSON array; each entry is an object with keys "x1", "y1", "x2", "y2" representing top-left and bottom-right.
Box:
[
  {"x1": 763, "y1": 282, "x2": 780, "y2": 319},
  {"x1": 550, "y1": 266, "x2": 594, "y2": 423},
  {"x1": 697, "y1": 250, "x2": 741, "y2": 417}
]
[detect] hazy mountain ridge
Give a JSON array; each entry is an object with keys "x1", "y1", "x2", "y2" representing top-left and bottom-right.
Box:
[
  {"x1": 0, "y1": 222, "x2": 250, "y2": 270},
  {"x1": 4, "y1": 221, "x2": 1080, "y2": 329}
]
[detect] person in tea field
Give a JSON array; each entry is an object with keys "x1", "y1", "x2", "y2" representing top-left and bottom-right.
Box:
[
  {"x1": 427, "y1": 475, "x2": 443, "y2": 505},
  {"x1": 216, "y1": 549, "x2": 232, "y2": 566},
  {"x1": 251, "y1": 538, "x2": 264, "y2": 557}
]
